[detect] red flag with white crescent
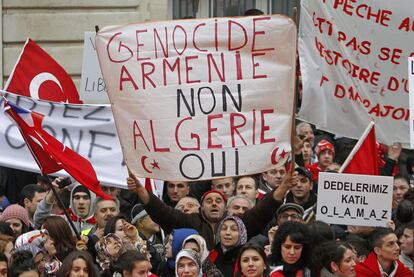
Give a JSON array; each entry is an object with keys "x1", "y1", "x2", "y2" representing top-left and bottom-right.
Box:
[{"x1": 5, "y1": 38, "x2": 82, "y2": 104}]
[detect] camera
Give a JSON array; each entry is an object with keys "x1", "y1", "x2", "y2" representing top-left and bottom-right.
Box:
[{"x1": 57, "y1": 177, "x2": 72, "y2": 189}]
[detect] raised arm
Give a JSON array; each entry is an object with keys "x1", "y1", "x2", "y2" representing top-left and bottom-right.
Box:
[{"x1": 243, "y1": 171, "x2": 298, "y2": 238}]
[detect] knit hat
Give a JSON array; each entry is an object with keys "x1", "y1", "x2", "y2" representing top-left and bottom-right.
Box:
[
  {"x1": 130, "y1": 203, "x2": 148, "y2": 224},
  {"x1": 72, "y1": 185, "x2": 91, "y2": 198},
  {"x1": 315, "y1": 139, "x2": 335, "y2": 157},
  {"x1": 200, "y1": 189, "x2": 227, "y2": 205},
  {"x1": 0, "y1": 204, "x2": 30, "y2": 227}
]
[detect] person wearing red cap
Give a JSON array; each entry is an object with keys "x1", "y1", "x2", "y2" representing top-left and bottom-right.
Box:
[
  {"x1": 127, "y1": 172, "x2": 298, "y2": 250},
  {"x1": 306, "y1": 139, "x2": 335, "y2": 183},
  {"x1": 314, "y1": 139, "x2": 335, "y2": 171}
]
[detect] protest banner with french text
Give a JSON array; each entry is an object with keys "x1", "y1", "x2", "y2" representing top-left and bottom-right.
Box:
[
  {"x1": 95, "y1": 16, "x2": 297, "y2": 181},
  {"x1": 0, "y1": 92, "x2": 127, "y2": 188},
  {"x1": 299, "y1": 0, "x2": 413, "y2": 147},
  {"x1": 317, "y1": 172, "x2": 393, "y2": 227}
]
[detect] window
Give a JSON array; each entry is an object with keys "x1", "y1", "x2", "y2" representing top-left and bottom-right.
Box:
[
  {"x1": 171, "y1": 0, "x2": 271, "y2": 19},
  {"x1": 172, "y1": 0, "x2": 197, "y2": 19},
  {"x1": 272, "y1": 0, "x2": 300, "y2": 20},
  {"x1": 213, "y1": 0, "x2": 256, "y2": 17}
]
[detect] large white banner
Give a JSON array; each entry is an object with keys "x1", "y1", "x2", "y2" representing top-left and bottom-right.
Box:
[
  {"x1": 317, "y1": 172, "x2": 393, "y2": 227},
  {"x1": 299, "y1": 0, "x2": 413, "y2": 147},
  {"x1": 96, "y1": 16, "x2": 297, "y2": 181},
  {"x1": 0, "y1": 92, "x2": 127, "y2": 188}
]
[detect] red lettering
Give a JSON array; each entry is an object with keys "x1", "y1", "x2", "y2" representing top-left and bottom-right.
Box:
[
  {"x1": 153, "y1": 27, "x2": 168, "y2": 58},
  {"x1": 398, "y1": 17, "x2": 414, "y2": 32},
  {"x1": 334, "y1": 84, "x2": 346, "y2": 98},
  {"x1": 193, "y1": 23, "x2": 208, "y2": 52},
  {"x1": 207, "y1": 114, "x2": 223, "y2": 149},
  {"x1": 230, "y1": 113, "x2": 247, "y2": 147},
  {"x1": 235, "y1": 51, "x2": 243, "y2": 80},
  {"x1": 185, "y1": 56, "x2": 201, "y2": 84},
  {"x1": 392, "y1": 108, "x2": 405, "y2": 120},
  {"x1": 107, "y1": 32, "x2": 133, "y2": 63},
  {"x1": 136, "y1": 29, "x2": 150, "y2": 61},
  {"x1": 119, "y1": 65, "x2": 138, "y2": 91},
  {"x1": 228, "y1": 20, "x2": 248, "y2": 51},
  {"x1": 141, "y1": 62, "x2": 156, "y2": 89},
  {"x1": 207, "y1": 53, "x2": 225, "y2": 82},
  {"x1": 172, "y1": 25, "x2": 188, "y2": 55},
  {"x1": 133, "y1": 120, "x2": 150, "y2": 151},
  {"x1": 260, "y1": 109, "x2": 275, "y2": 144},
  {"x1": 150, "y1": 120, "x2": 170, "y2": 152},
  {"x1": 378, "y1": 47, "x2": 403, "y2": 65},
  {"x1": 252, "y1": 53, "x2": 267, "y2": 79},
  {"x1": 387, "y1": 76, "x2": 399, "y2": 92},
  {"x1": 252, "y1": 17, "x2": 275, "y2": 52},
  {"x1": 163, "y1": 58, "x2": 181, "y2": 86}
]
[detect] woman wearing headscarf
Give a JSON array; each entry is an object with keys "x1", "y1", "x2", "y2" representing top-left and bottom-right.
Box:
[
  {"x1": 175, "y1": 249, "x2": 203, "y2": 277},
  {"x1": 182, "y1": 234, "x2": 223, "y2": 277},
  {"x1": 209, "y1": 215, "x2": 247, "y2": 277},
  {"x1": 95, "y1": 233, "x2": 124, "y2": 273},
  {"x1": 156, "y1": 228, "x2": 198, "y2": 277}
]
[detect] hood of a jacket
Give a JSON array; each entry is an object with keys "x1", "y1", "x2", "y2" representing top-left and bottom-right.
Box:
[{"x1": 69, "y1": 183, "x2": 96, "y2": 221}]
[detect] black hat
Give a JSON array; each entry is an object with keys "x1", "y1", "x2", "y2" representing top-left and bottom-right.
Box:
[
  {"x1": 276, "y1": 203, "x2": 304, "y2": 217},
  {"x1": 72, "y1": 185, "x2": 91, "y2": 198},
  {"x1": 295, "y1": 166, "x2": 313, "y2": 182},
  {"x1": 131, "y1": 203, "x2": 148, "y2": 224}
]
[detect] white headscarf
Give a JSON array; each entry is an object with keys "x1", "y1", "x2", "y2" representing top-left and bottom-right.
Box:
[
  {"x1": 182, "y1": 234, "x2": 209, "y2": 262},
  {"x1": 175, "y1": 249, "x2": 202, "y2": 277}
]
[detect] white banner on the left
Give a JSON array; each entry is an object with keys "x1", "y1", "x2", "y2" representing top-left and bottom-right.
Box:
[{"x1": 0, "y1": 92, "x2": 127, "y2": 188}]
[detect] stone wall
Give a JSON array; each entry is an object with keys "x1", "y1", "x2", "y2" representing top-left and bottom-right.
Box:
[{"x1": 1, "y1": 0, "x2": 168, "y2": 88}]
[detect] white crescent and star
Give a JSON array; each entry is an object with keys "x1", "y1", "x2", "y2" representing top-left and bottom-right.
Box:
[{"x1": 29, "y1": 72, "x2": 64, "y2": 100}]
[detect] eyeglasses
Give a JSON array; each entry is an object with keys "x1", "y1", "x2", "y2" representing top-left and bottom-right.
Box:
[{"x1": 176, "y1": 203, "x2": 199, "y2": 210}]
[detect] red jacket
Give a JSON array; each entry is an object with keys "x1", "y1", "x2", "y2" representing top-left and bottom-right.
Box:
[{"x1": 355, "y1": 252, "x2": 412, "y2": 277}]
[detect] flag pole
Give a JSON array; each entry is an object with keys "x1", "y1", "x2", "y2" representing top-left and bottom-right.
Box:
[
  {"x1": 44, "y1": 175, "x2": 81, "y2": 240},
  {"x1": 339, "y1": 121, "x2": 375, "y2": 173},
  {"x1": 290, "y1": 8, "x2": 298, "y2": 171}
]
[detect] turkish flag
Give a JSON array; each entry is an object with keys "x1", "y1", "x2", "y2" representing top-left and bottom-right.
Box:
[
  {"x1": 342, "y1": 122, "x2": 379, "y2": 175},
  {"x1": 3, "y1": 98, "x2": 109, "y2": 199},
  {"x1": 5, "y1": 39, "x2": 82, "y2": 104}
]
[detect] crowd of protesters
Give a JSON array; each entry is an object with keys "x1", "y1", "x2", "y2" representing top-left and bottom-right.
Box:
[
  {"x1": 0, "y1": 119, "x2": 412, "y2": 277},
  {"x1": 0, "y1": 7, "x2": 413, "y2": 277}
]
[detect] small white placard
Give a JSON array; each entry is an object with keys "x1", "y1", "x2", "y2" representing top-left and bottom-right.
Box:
[{"x1": 317, "y1": 172, "x2": 393, "y2": 227}]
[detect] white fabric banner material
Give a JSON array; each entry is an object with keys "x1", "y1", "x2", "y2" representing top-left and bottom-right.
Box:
[
  {"x1": 95, "y1": 16, "x2": 297, "y2": 181},
  {"x1": 0, "y1": 92, "x2": 127, "y2": 188},
  {"x1": 299, "y1": 0, "x2": 413, "y2": 146}
]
